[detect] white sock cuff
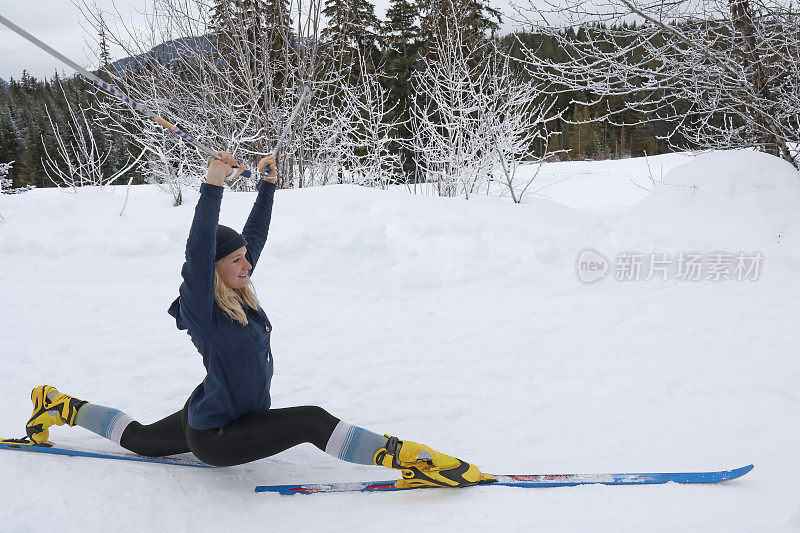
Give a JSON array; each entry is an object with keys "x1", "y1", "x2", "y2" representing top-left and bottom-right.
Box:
[
  {"x1": 107, "y1": 411, "x2": 135, "y2": 445},
  {"x1": 324, "y1": 420, "x2": 352, "y2": 459}
]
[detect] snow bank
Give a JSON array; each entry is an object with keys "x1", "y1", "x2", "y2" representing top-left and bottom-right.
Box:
[
  {"x1": 628, "y1": 150, "x2": 800, "y2": 252},
  {"x1": 503, "y1": 152, "x2": 696, "y2": 209}
]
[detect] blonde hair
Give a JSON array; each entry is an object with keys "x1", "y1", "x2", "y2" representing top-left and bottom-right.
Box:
[{"x1": 213, "y1": 266, "x2": 261, "y2": 325}]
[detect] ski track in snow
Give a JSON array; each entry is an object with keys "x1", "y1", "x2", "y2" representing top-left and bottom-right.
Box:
[{"x1": 0, "y1": 151, "x2": 798, "y2": 532}]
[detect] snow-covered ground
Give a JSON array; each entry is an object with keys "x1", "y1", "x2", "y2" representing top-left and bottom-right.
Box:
[{"x1": 1, "y1": 151, "x2": 798, "y2": 532}]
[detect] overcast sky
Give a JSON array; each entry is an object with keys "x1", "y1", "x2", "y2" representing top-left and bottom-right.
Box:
[{"x1": 0, "y1": 0, "x2": 523, "y2": 81}]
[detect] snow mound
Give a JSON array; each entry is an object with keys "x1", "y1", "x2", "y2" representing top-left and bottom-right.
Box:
[
  {"x1": 629, "y1": 150, "x2": 800, "y2": 251},
  {"x1": 267, "y1": 185, "x2": 604, "y2": 282}
]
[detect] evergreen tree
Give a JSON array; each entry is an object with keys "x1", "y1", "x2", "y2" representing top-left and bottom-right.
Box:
[
  {"x1": 381, "y1": 0, "x2": 422, "y2": 180},
  {"x1": 383, "y1": 0, "x2": 421, "y2": 57},
  {"x1": 210, "y1": 0, "x2": 293, "y2": 85},
  {"x1": 210, "y1": 0, "x2": 237, "y2": 36},
  {"x1": 419, "y1": 0, "x2": 501, "y2": 49},
  {"x1": 258, "y1": 0, "x2": 294, "y2": 87},
  {"x1": 0, "y1": 104, "x2": 23, "y2": 186},
  {"x1": 211, "y1": 0, "x2": 292, "y2": 55},
  {"x1": 98, "y1": 14, "x2": 112, "y2": 69},
  {"x1": 322, "y1": 0, "x2": 380, "y2": 60}
]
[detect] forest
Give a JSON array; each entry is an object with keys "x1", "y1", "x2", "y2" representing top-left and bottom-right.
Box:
[{"x1": 1, "y1": 0, "x2": 796, "y2": 201}]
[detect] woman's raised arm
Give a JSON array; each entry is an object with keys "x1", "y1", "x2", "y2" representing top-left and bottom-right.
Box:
[
  {"x1": 241, "y1": 154, "x2": 277, "y2": 274},
  {"x1": 174, "y1": 153, "x2": 242, "y2": 330}
]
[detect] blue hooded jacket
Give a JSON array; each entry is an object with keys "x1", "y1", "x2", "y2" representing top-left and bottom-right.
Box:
[{"x1": 168, "y1": 180, "x2": 276, "y2": 430}]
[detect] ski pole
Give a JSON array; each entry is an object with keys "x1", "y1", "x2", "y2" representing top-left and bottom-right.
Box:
[{"x1": 274, "y1": 84, "x2": 311, "y2": 156}]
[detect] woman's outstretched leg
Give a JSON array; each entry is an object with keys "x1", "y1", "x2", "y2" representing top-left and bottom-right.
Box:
[
  {"x1": 184, "y1": 405, "x2": 344, "y2": 466},
  {"x1": 25, "y1": 385, "x2": 188, "y2": 457},
  {"x1": 117, "y1": 410, "x2": 188, "y2": 456},
  {"x1": 185, "y1": 405, "x2": 488, "y2": 487}
]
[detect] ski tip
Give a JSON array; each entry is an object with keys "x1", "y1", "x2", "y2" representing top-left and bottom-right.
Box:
[{"x1": 710, "y1": 464, "x2": 754, "y2": 483}]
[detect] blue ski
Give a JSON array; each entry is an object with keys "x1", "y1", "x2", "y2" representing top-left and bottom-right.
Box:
[
  {"x1": 255, "y1": 465, "x2": 754, "y2": 494},
  {"x1": 0, "y1": 438, "x2": 212, "y2": 468}
]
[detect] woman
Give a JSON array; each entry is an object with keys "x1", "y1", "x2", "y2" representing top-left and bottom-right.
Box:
[{"x1": 24, "y1": 152, "x2": 488, "y2": 488}]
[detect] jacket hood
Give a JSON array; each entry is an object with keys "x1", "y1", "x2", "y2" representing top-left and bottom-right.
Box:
[{"x1": 168, "y1": 297, "x2": 188, "y2": 330}]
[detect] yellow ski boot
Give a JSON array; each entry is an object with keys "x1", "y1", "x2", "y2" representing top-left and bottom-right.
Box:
[
  {"x1": 25, "y1": 385, "x2": 86, "y2": 445},
  {"x1": 374, "y1": 436, "x2": 494, "y2": 488}
]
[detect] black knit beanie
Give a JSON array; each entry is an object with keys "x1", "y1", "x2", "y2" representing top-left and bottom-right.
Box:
[{"x1": 215, "y1": 225, "x2": 248, "y2": 261}]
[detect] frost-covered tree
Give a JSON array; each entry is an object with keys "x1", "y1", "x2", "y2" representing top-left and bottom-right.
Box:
[
  {"x1": 514, "y1": 0, "x2": 800, "y2": 168},
  {"x1": 484, "y1": 53, "x2": 564, "y2": 203},
  {"x1": 295, "y1": 59, "x2": 401, "y2": 188},
  {"x1": 0, "y1": 160, "x2": 12, "y2": 192},
  {"x1": 0, "y1": 160, "x2": 32, "y2": 201},
  {"x1": 408, "y1": 9, "x2": 484, "y2": 197},
  {"x1": 42, "y1": 86, "x2": 143, "y2": 191},
  {"x1": 408, "y1": 20, "x2": 496, "y2": 197},
  {"x1": 408, "y1": 18, "x2": 560, "y2": 200},
  {"x1": 336, "y1": 54, "x2": 403, "y2": 188},
  {"x1": 0, "y1": 159, "x2": 10, "y2": 221}
]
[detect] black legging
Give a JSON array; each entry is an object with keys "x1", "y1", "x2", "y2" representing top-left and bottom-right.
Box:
[{"x1": 119, "y1": 403, "x2": 340, "y2": 467}]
